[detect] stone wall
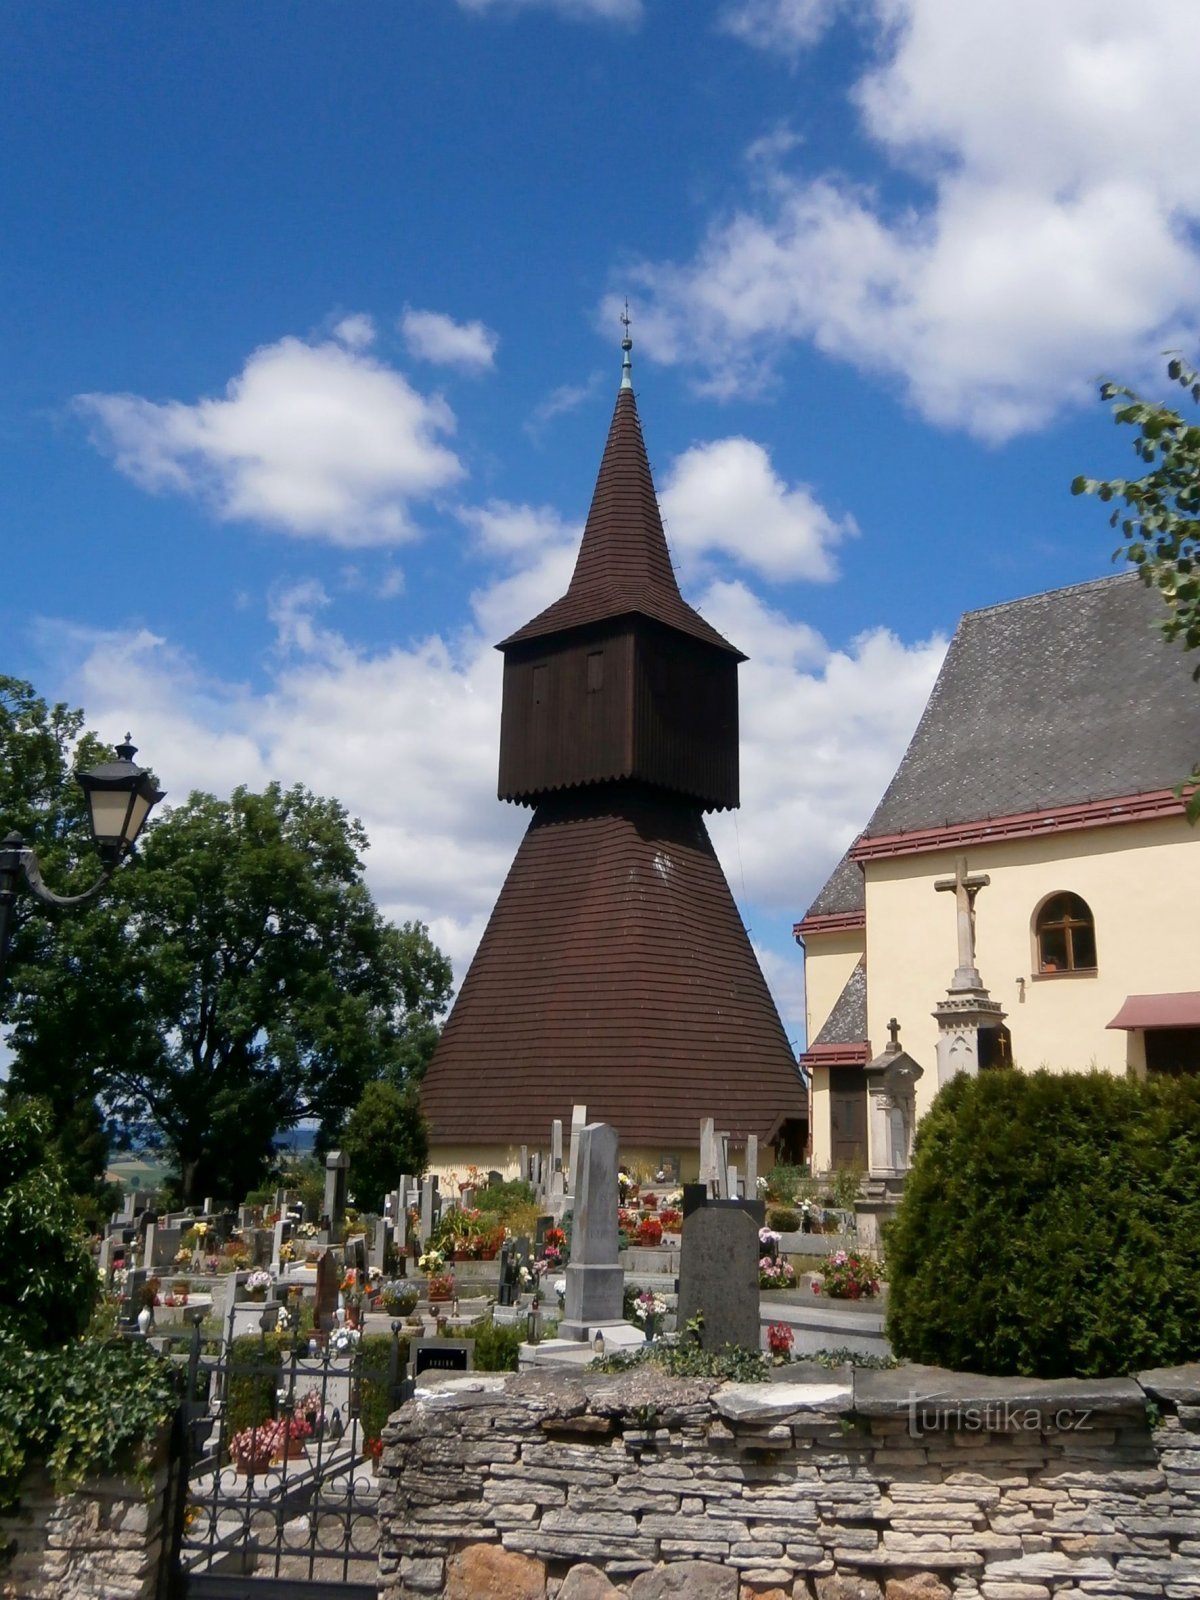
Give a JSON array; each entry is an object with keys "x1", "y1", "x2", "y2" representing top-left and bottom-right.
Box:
[
  {"x1": 0, "y1": 1460, "x2": 171, "y2": 1600},
  {"x1": 378, "y1": 1362, "x2": 1200, "y2": 1600}
]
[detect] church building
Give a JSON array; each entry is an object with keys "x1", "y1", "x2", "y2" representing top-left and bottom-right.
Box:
[
  {"x1": 798, "y1": 573, "x2": 1200, "y2": 1175},
  {"x1": 421, "y1": 337, "x2": 806, "y2": 1178}
]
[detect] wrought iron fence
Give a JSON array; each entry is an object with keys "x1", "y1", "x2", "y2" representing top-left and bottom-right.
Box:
[{"x1": 160, "y1": 1315, "x2": 409, "y2": 1597}]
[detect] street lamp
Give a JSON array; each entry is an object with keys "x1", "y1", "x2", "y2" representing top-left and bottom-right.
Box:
[{"x1": 0, "y1": 735, "x2": 164, "y2": 985}]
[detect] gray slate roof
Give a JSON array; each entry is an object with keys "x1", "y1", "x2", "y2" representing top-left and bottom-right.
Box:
[
  {"x1": 863, "y1": 573, "x2": 1200, "y2": 838},
  {"x1": 811, "y1": 958, "x2": 867, "y2": 1046},
  {"x1": 801, "y1": 851, "x2": 865, "y2": 921}
]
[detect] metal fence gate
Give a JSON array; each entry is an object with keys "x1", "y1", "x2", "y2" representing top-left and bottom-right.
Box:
[{"x1": 161, "y1": 1319, "x2": 409, "y2": 1599}]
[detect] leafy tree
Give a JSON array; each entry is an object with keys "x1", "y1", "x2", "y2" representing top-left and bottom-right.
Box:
[
  {"x1": 341, "y1": 1079, "x2": 428, "y2": 1213},
  {"x1": 1073, "y1": 357, "x2": 1200, "y2": 816},
  {"x1": 0, "y1": 1099, "x2": 96, "y2": 1349},
  {"x1": 9, "y1": 782, "x2": 453, "y2": 1205},
  {"x1": 0, "y1": 679, "x2": 123, "y2": 1196}
]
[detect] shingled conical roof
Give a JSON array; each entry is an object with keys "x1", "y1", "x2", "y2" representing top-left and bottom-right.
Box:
[
  {"x1": 500, "y1": 385, "x2": 743, "y2": 658},
  {"x1": 420, "y1": 786, "x2": 804, "y2": 1147}
]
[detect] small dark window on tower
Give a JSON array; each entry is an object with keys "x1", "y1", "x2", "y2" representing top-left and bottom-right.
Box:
[
  {"x1": 531, "y1": 663, "x2": 548, "y2": 708},
  {"x1": 1035, "y1": 892, "x2": 1097, "y2": 974},
  {"x1": 587, "y1": 650, "x2": 604, "y2": 692}
]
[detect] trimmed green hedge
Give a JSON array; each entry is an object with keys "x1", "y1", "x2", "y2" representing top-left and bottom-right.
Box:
[{"x1": 885, "y1": 1069, "x2": 1200, "y2": 1377}]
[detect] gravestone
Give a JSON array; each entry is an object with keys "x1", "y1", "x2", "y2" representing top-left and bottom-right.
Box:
[
  {"x1": 558, "y1": 1122, "x2": 623, "y2": 1340},
  {"x1": 567, "y1": 1104, "x2": 587, "y2": 1193},
  {"x1": 314, "y1": 1251, "x2": 338, "y2": 1338},
  {"x1": 323, "y1": 1149, "x2": 350, "y2": 1242},
  {"x1": 745, "y1": 1135, "x2": 759, "y2": 1196},
  {"x1": 369, "y1": 1217, "x2": 387, "y2": 1274},
  {"x1": 676, "y1": 1202, "x2": 760, "y2": 1355},
  {"x1": 726, "y1": 1163, "x2": 740, "y2": 1200},
  {"x1": 97, "y1": 1234, "x2": 115, "y2": 1287},
  {"x1": 419, "y1": 1176, "x2": 438, "y2": 1247},
  {"x1": 519, "y1": 1145, "x2": 528, "y2": 1183},
  {"x1": 550, "y1": 1120, "x2": 563, "y2": 1172},
  {"x1": 698, "y1": 1118, "x2": 719, "y2": 1193},
  {"x1": 141, "y1": 1219, "x2": 157, "y2": 1271},
  {"x1": 409, "y1": 1339, "x2": 475, "y2": 1382},
  {"x1": 121, "y1": 1267, "x2": 148, "y2": 1328},
  {"x1": 270, "y1": 1218, "x2": 287, "y2": 1274}
]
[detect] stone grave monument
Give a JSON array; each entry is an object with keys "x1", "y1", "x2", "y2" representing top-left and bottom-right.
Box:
[
  {"x1": 558, "y1": 1122, "x2": 624, "y2": 1340},
  {"x1": 676, "y1": 1201, "x2": 760, "y2": 1355}
]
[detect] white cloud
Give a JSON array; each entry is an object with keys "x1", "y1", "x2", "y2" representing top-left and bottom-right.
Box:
[
  {"x1": 460, "y1": 499, "x2": 580, "y2": 558},
  {"x1": 456, "y1": 0, "x2": 641, "y2": 18},
  {"x1": 623, "y1": 0, "x2": 1200, "y2": 440},
  {"x1": 75, "y1": 328, "x2": 464, "y2": 545},
  {"x1": 400, "y1": 307, "x2": 500, "y2": 372},
  {"x1": 720, "y1": 0, "x2": 843, "y2": 53},
  {"x1": 524, "y1": 375, "x2": 602, "y2": 441},
  {"x1": 332, "y1": 313, "x2": 376, "y2": 349},
  {"x1": 660, "y1": 436, "x2": 853, "y2": 583}
]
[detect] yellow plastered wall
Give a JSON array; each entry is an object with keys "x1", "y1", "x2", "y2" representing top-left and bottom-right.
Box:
[
  {"x1": 862, "y1": 814, "x2": 1200, "y2": 1126},
  {"x1": 809, "y1": 1067, "x2": 832, "y2": 1172},
  {"x1": 802, "y1": 927, "x2": 867, "y2": 1045}
]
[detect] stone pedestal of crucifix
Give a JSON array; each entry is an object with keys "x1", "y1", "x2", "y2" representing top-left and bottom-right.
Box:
[{"x1": 932, "y1": 856, "x2": 1007, "y2": 1088}]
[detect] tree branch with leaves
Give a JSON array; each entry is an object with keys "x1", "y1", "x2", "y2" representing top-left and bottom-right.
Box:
[{"x1": 1073, "y1": 356, "x2": 1200, "y2": 818}]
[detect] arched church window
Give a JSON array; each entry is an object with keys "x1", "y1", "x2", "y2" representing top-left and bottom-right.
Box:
[{"x1": 1034, "y1": 892, "x2": 1097, "y2": 974}]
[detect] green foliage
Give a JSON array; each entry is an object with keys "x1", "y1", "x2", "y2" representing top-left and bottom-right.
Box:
[
  {"x1": 456, "y1": 1316, "x2": 523, "y2": 1372},
  {"x1": 473, "y1": 1179, "x2": 536, "y2": 1217},
  {"x1": 827, "y1": 1166, "x2": 865, "y2": 1212},
  {"x1": 803, "y1": 1347, "x2": 898, "y2": 1370},
  {"x1": 886, "y1": 1070, "x2": 1200, "y2": 1377},
  {"x1": 590, "y1": 1339, "x2": 769, "y2": 1383},
  {"x1": 343, "y1": 1080, "x2": 428, "y2": 1213},
  {"x1": 763, "y1": 1163, "x2": 808, "y2": 1205},
  {"x1": 0, "y1": 679, "x2": 128, "y2": 1195},
  {"x1": 10, "y1": 781, "x2": 453, "y2": 1204},
  {"x1": 766, "y1": 1205, "x2": 801, "y2": 1232},
  {"x1": 357, "y1": 1332, "x2": 409, "y2": 1445},
  {"x1": 0, "y1": 1334, "x2": 179, "y2": 1509},
  {"x1": 225, "y1": 1333, "x2": 287, "y2": 1440},
  {"x1": 0, "y1": 1100, "x2": 97, "y2": 1349},
  {"x1": 1073, "y1": 359, "x2": 1200, "y2": 817}
]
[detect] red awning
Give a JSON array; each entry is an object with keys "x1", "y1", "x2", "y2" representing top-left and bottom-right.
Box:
[{"x1": 1107, "y1": 992, "x2": 1200, "y2": 1031}]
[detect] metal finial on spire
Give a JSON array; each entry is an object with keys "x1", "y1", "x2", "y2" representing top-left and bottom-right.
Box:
[{"x1": 620, "y1": 299, "x2": 633, "y2": 390}]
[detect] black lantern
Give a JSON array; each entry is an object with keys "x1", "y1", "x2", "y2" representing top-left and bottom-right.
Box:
[
  {"x1": 0, "y1": 733, "x2": 164, "y2": 986},
  {"x1": 76, "y1": 736, "x2": 165, "y2": 865}
]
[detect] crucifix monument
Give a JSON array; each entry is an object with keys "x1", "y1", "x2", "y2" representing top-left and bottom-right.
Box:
[{"x1": 931, "y1": 856, "x2": 1007, "y2": 1088}]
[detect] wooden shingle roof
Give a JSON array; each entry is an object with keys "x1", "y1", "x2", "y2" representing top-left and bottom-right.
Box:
[
  {"x1": 420, "y1": 786, "x2": 805, "y2": 1148},
  {"x1": 500, "y1": 386, "x2": 742, "y2": 659}
]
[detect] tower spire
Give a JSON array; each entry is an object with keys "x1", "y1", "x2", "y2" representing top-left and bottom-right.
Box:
[{"x1": 620, "y1": 299, "x2": 633, "y2": 392}]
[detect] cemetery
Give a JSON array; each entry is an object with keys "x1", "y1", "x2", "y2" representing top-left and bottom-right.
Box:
[{"x1": 3, "y1": 302, "x2": 1199, "y2": 1600}]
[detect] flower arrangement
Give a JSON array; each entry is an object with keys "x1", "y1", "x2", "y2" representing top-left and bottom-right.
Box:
[
  {"x1": 759, "y1": 1226, "x2": 782, "y2": 1250},
  {"x1": 381, "y1": 1280, "x2": 419, "y2": 1316},
  {"x1": 230, "y1": 1423, "x2": 277, "y2": 1473},
  {"x1": 365, "y1": 1435, "x2": 385, "y2": 1464},
  {"x1": 813, "y1": 1250, "x2": 882, "y2": 1300},
  {"x1": 245, "y1": 1268, "x2": 273, "y2": 1297},
  {"x1": 279, "y1": 1240, "x2": 297, "y2": 1263},
  {"x1": 295, "y1": 1386, "x2": 325, "y2": 1427},
  {"x1": 636, "y1": 1216, "x2": 663, "y2": 1247},
  {"x1": 330, "y1": 1324, "x2": 361, "y2": 1353},
  {"x1": 658, "y1": 1207, "x2": 683, "y2": 1231},
  {"x1": 296, "y1": 1221, "x2": 318, "y2": 1238},
  {"x1": 759, "y1": 1256, "x2": 797, "y2": 1290},
  {"x1": 418, "y1": 1246, "x2": 445, "y2": 1275},
  {"x1": 766, "y1": 1321, "x2": 795, "y2": 1361},
  {"x1": 426, "y1": 1271, "x2": 455, "y2": 1301},
  {"x1": 630, "y1": 1289, "x2": 666, "y2": 1327}
]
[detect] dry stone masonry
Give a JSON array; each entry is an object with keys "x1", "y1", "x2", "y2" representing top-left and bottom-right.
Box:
[{"x1": 378, "y1": 1363, "x2": 1200, "y2": 1600}]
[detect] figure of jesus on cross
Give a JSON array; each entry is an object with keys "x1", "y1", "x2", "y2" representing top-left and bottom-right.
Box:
[{"x1": 934, "y1": 855, "x2": 991, "y2": 993}]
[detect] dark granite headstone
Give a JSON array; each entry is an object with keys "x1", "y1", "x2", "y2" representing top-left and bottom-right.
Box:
[
  {"x1": 410, "y1": 1339, "x2": 475, "y2": 1379},
  {"x1": 314, "y1": 1251, "x2": 338, "y2": 1337},
  {"x1": 676, "y1": 1203, "x2": 760, "y2": 1355}
]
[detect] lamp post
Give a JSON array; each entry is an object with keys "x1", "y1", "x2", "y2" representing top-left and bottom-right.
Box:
[{"x1": 0, "y1": 734, "x2": 164, "y2": 987}]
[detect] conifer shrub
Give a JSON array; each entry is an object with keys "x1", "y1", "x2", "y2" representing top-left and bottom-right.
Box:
[{"x1": 885, "y1": 1069, "x2": 1200, "y2": 1377}]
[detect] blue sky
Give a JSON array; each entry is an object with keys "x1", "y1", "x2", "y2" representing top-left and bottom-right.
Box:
[{"x1": 4, "y1": 0, "x2": 1199, "y2": 1051}]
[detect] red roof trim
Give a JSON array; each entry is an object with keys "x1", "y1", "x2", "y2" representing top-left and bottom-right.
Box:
[
  {"x1": 799, "y1": 1042, "x2": 870, "y2": 1068},
  {"x1": 850, "y1": 788, "x2": 1189, "y2": 862},
  {"x1": 1107, "y1": 992, "x2": 1200, "y2": 1030},
  {"x1": 793, "y1": 910, "x2": 866, "y2": 939}
]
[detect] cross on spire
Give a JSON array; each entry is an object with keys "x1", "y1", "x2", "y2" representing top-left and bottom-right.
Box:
[{"x1": 620, "y1": 299, "x2": 633, "y2": 390}]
